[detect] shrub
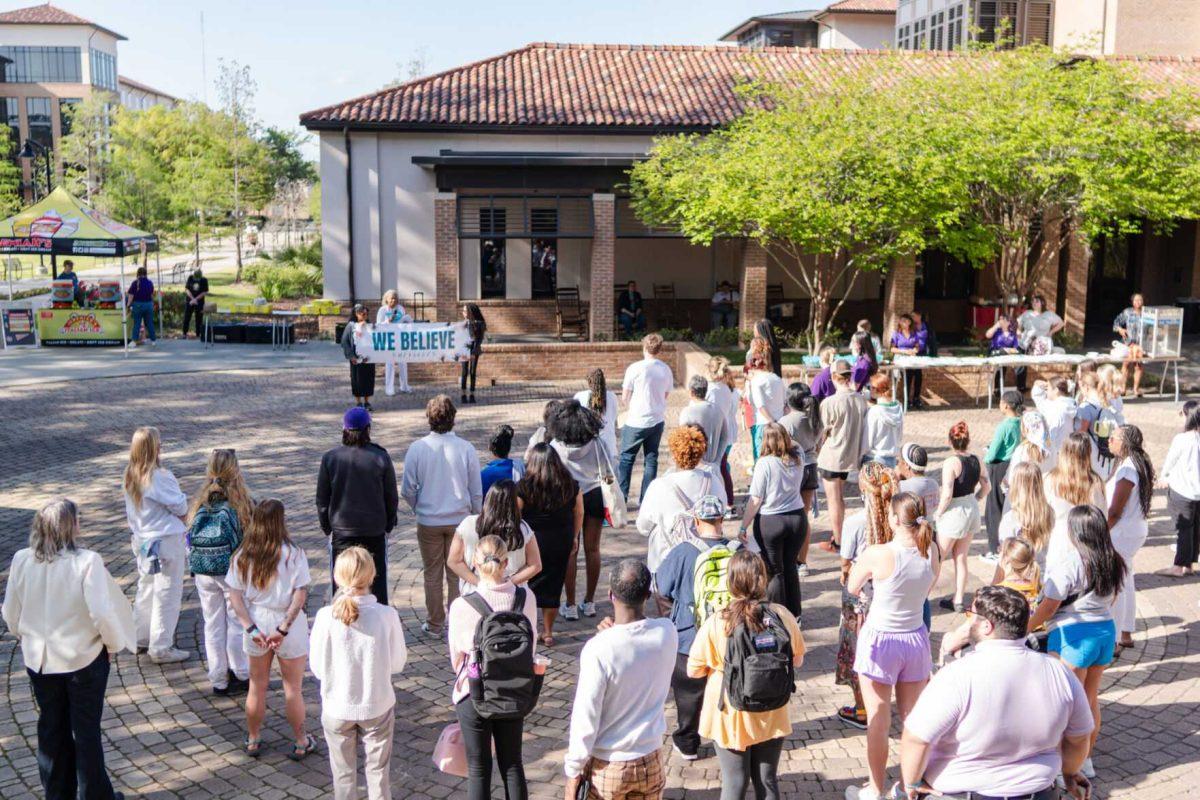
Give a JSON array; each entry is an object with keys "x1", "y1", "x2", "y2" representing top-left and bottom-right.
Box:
[
  {"x1": 700, "y1": 326, "x2": 741, "y2": 349},
  {"x1": 656, "y1": 327, "x2": 696, "y2": 342},
  {"x1": 257, "y1": 264, "x2": 322, "y2": 301}
]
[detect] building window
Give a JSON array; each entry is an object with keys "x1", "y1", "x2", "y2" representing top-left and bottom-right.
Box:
[
  {"x1": 913, "y1": 18, "x2": 928, "y2": 50},
  {"x1": 530, "y1": 208, "x2": 558, "y2": 299},
  {"x1": 26, "y1": 97, "x2": 52, "y2": 148},
  {"x1": 1024, "y1": 1, "x2": 1054, "y2": 45},
  {"x1": 479, "y1": 208, "x2": 506, "y2": 299},
  {"x1": 0, "y1": 46, "x2": 82, "y2": 83},
  {"x1": 916, "y1": 249, "x2": 976, "y2": 300},
  {"x1": 930, "y1": 11, "x2": 946, "y2": 50},
  {"x1": 975, "y1": 1, "x2": 1020, "y2": 47},
  {"x1": 897, "y1": 24, "x2": 911, "y2": 50},
  {"x1": 948, "y1": 4, "x2": 965, "y2": 48},
  {"x1": 58, "y1": 98, "x2": 80, "y2": 136},
  {"x1": 89, "y1": 49, "x2": 117, "y2": 91}
]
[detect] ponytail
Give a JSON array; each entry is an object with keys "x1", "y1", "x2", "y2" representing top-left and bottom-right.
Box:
[
  {"x1": 721, "y1": 550, "x2": 769, "y2": 635},
  {"x1": 331, "y1": 547, "x2": 376, "y2": 625},
  {"x1": 891, "y1": 492, "x2": 933, "y2": 558}
]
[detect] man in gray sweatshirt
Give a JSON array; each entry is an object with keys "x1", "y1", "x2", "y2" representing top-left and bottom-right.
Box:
[
  {"x1": 678, "y1": 375, "x2": 728, "y2": 468},
  {"x1": 401, "y1": 395, "x2": 483, "y2": 635}
]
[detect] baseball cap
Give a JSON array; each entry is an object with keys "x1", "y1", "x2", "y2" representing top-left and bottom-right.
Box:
[
  {"x1": 902, "y1": 443, "x2": 928, "y2": 471},
  {"x1": 343, "y1": 406, "x2": 371, "y2": 431},
  {"x1": 833, "y1": 359, "x2": 852, "y2": 377},
  {"x1": 692, "y1": 494, "x2": 728, "y2": 520}
]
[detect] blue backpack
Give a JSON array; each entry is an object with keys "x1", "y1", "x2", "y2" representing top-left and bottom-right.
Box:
[{"x1": 187, "y1": 501, "x2": 242, "y2": 576}]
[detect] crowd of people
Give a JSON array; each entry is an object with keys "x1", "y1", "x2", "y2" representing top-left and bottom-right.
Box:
[{"x1": 4, "y1": 321, "x2": 1198, "y2": 800}]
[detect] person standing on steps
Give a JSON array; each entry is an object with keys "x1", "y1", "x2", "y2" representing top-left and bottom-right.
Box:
[
  {"x1": 376, "y1": 290, "x2": 412, "y2": 396},
  {"x1": 316, "y1": 407, "x2": 398, "y2": 606},
  {"x1": 461, "y1": 303, "x2": 486, "y2": 404},
  {"x1": 619, "y1": 333, "x2": 674, "y2": 504}
]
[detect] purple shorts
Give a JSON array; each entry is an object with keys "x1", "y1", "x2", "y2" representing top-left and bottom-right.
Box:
[{"x1": 852, "y1": 625, "x2": 932, "y2": 686}]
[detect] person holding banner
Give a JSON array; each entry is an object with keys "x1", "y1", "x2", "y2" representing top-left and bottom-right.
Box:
[
  {"x1": 461, "y1": 304, "x2": 486, "y2": 404},
  {"x1": 376, "y1": 291, "x2": 412, "y2": 396},
  {"x1": 342, "y1": 304, "x2": 376, "y2": 411}
]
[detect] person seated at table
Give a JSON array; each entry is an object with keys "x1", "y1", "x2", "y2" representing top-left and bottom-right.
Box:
[
  {"x1": 890, "y1": 314, "x2": 924, "y2": 409},
  {"x1": 617, "y1": 281, "x2": 646, "y2": 338},
  {"x1": 710, "y1": 281, "x2": 740, "y2": 329},
  {"x1": 1112, "y1": 292, "x2": 1146, "y2": 397},
  {"x1": 59, "y1": 259, "x2": 82, "y2": 305},
  {"x1": 985, "y1": 313, "x2": 1024, "y2": 394}
]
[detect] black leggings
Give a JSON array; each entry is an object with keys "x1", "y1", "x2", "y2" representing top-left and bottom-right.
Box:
[
  {"x1": 715, "y1": 737, "x2": 784, "y2": 800},
  {"x1": 984, "y1": 460, "x2": 1010, "y2": 554},
  {"x1": 455, "y1": 699, "x2": 526, "y2": 800},
  {"x1": 753, "y1": 510, "x2": 806, "y2": 618},
  {"x1": 461, "y1": 354, "x2": 480, "y2": 395},
  {"x1": 1169, "y1": 489, "x2": 1200, "y2": 567}
]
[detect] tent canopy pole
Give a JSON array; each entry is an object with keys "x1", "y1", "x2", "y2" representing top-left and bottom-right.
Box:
[{"x1": 121, "y1": 255, "x2": 128, "y2": 358}]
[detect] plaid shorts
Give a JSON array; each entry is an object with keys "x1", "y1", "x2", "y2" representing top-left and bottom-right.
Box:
[{"x1": 586, "y1": 751, "x2": 665, "y2": 800}]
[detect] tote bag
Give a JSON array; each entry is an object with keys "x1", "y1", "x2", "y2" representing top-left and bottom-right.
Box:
[{"x1": 599, "y1": 448, "x2": 628, "y2": 528}]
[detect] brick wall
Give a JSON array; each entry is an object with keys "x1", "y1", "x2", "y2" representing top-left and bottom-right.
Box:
[
  {"x1": 590, "y1": 194, "x2": 616, "y2": 341},
  {"x1": 468, "y1": 300, "x2": 571, "y2": 335},
  {"x1": 740, "y1": 242, "x2": 768, "y2": 331},
  {"x1": 1061, "y1": 227, "x2": 1089, "y2": 337},
  {"x1": 391, "y1": 341, "x2": 687, "y2": 385},
  {"x1": 434, "y1": 192, "x2": 458, "y2": 323}
]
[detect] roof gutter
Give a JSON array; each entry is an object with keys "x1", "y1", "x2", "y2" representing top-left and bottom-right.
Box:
[{"x1": 344, "y1": 125, "x2": 356, "y2": 304}]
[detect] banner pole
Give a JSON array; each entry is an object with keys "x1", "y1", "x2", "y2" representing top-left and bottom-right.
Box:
[
  {"x1": 155, "y1": 247, "x2": 163, "y2": 336},
  {"x1": 121, "y1": 255, "x2": 128, "y2": 358}
]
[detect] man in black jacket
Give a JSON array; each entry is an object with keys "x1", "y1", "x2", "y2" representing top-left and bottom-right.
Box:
[{"x1": 316, "y1": 406, "x2": 399, "y2": 603}]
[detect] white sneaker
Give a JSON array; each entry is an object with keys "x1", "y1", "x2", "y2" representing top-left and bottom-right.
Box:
[
  {"x1": 421, "y1": 621, "x2": 445, "y2": 637},
  {"x1": 581, "y1": 602, "x2": 597, "y2": 618},
  {"x1": 979, "y1": 552, "x2": 1000, "y2": 564},
  {"x1": 560, "y1": 603, "x2": 579, "y2": 621},
  {"x1": 844, "y1": 784, "x2": 882, "y2": 800},
  {"x1": 148, "y1": 647, "x2": 190, "y2": 664},
  {"x1": 797, "y1": 563, "x2": 810, "y2": 578},
  {"x1": 386, "y1": 389, "x2": 396, "y2": 396},
  {"x1": 400, "y1": 387, "x2": 413, "y2": 394},
  {"x1": 671, "y1": 743, "x2": 699, "y2": 762},
  {"x1": 1081, "y1": 757, "x2": 1095, "y2": 778}
]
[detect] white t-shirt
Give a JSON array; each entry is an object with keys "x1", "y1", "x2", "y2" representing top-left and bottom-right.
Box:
[
  {"x1": 574, "y1": 389, "x2": 619, "y2": 460},
  {"x1": 225, "y1": 544, "x2": 311, "y2": 612},
  {"x1": 900, "y1": 476, "x2": 940, "y2": 521},
  {"x1": 1105, "y1": 458, "x2": 1144, "y2": 530},
  {"x1": 1042, "y1": 543, "x2": 1115, "y2": 628},
  {"x1": 1163, "y1": 431, "x2": 1200, "y2": 501},
  {"x1": 636, "y1": 467, "x2": 717, "y2": 572},
  {"x1": 748, "y1": 370, "x2": 786, "y2": 426},
  {"x1": 622, "y1": 357, "x2": 673, "y2": 429},
  {"x1": 453, "y1": 514, "x2": 535, "y2": 594},
  {"x1": 705, "y1": 381, "x2": 740, "y2": 447},
  {"x1": 748, "y1": 456, "x2": 804, "y2": 515}
]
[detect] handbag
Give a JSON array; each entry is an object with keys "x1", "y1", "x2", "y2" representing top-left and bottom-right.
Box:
[
  {"x1": 432, "y1": 722, "x2": 468, "y2": 777},
  {"x1": 598, "y1": 445, "x2": 627, "y2": 529},
  {"x1": 575, "y1": 775, "x2": 592, "y2": 800}
]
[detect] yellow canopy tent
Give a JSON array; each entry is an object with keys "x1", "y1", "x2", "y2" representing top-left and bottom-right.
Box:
[{"x1": 0, "y1": 187, "x2": 160, "y2": 355}]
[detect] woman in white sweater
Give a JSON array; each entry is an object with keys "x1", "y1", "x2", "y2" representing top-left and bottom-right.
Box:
[
  {"x1": 310, "y1": 547, "x2": 407, "y2": 800},
  {"x1": 3, "y1": 499, "x2": 135, "y2": 800},
  {"x1": 123, "y1": 426, "x2": 190, "y2": 663}
]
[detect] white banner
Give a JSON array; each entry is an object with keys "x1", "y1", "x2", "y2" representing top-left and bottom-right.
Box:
[{"x1": 353, "y1": 321, "x2": 471, "y2": 363}]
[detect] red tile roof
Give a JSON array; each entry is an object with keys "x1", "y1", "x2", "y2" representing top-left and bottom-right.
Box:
[
  {"x1": 299, "y1": 43, "x2": 1200, "y2": 133},
  {"x1": 0, "y1": 3, "x2": 125, "y2": 39},
  {"x1": 821, "y1": 0, "x2": 898, "y2": 14}
]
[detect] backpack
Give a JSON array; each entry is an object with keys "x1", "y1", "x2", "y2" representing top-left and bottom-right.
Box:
[
  {"x1": 720, "y1": 603, "x2": 795, "y2": 713},
  {"x1": 692, "y1": 541, "x2": 739, "y2": 629},
  {"x1": 186, "y1": 502, "x2": 242, "y2": 576},
  {"x1": 1087, "y1": 402, "x2": 1121, "y2": 462},
  {"x1": 464, "y1": 588, "x2": 542, "y2": 720}
]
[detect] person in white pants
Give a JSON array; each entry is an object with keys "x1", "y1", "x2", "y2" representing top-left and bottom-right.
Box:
[
  {"x1": 376, "y1": 290, "x2": 411, "y2": 395},
  {"x1": 123, "y1": 427, "x2": 191, "y2": 664},
  {"x1": 188, "y1": 448, "x2": 252, "y2": 694},
  {"x1": 1106, "y1": 425, "x2": 1154, "y2": 655},
  {"x1": 311, "y1": 547, "x2": 407, "y2": 800}
]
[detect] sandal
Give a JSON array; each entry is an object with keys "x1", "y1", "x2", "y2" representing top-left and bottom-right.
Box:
[
  {"x1": 1113, "y1": 641, "x2": 1134, "y2": 659},
  {"x1": 542, "y1": 635, "x2": 555, "y2": 647},
  {"x1": 836, "y1": 706, "x2": 868, "y2": 730},
  {"x1": 288, "y1": 733, "x2": 319, "y2": 761},
  {"x1": 244, "y1": 737, "x2": 261, "y2": 758}
]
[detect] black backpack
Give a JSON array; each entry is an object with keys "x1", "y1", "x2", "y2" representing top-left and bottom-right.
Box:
[
  {"x1": 464, "y1": 588, "x2": 542, "y2": 719},
  {"x1": 720, "y1": 603, "x2": 795, "y2": 713}
]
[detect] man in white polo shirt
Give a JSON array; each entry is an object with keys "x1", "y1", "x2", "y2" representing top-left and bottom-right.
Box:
[
  {"x1": 619, "y1": 333, "x2": 674, "y2": 504},
  {"x1": 898, "y1": 586, "x2": 1094, "y2": 800}
]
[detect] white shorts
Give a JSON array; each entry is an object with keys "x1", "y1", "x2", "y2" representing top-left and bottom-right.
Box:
[
  {"x1": 938, "y1": 495, "x2": 981, "y2": 541},
  {"x1": 244, "y1": 608, "x2": 309, "y2": 660}
]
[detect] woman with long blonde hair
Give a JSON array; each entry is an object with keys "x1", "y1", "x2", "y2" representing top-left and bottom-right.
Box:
[
  {"x1": 188, "y1": 448, "x2": 253, "y2": 695},
  {"x1": 996, "y1": 461, "x2": 1054, "y2": 569},
  {"x1": 1045, "y1": 433, "x2": 1106, "y2": 559},
  {"x1": 310, "y1": 547, "x2": 407, "y2": 800},
  {"x1": 123, "y1": 426, "x2": 191, "y2": 664},
  {"x1": 226, "y1": 499, "x2": 316, "y2": 759}
]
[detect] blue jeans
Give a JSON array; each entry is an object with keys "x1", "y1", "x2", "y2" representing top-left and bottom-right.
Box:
[
  {"x1": 619, "y1": 310, "x2": 645, "y2": 338},
  {"x1": 130, "y1": 300, "x2": 155, "y2": 341},
  {"x1": 618, "y1": 421, "x2": 664, "y2": 503}
]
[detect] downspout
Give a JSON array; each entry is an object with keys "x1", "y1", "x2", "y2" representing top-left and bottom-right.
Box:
[{"x1": 344, "y1": 125, "x2": 356, "y2": 304}]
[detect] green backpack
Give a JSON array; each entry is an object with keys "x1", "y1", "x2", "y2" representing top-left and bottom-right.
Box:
[{"x1": 692, "y1": 541, "x2": 739, "y2": 629}]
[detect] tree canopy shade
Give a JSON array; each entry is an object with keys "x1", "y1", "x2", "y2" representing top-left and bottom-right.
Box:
[{"x1": 628, "y1": 54, "x2": 972, "y2": 352}]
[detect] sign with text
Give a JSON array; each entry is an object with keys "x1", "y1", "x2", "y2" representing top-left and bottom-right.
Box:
[
  {"x1": 2, "y1": 307, "x2": 36, "y2": 347},
  {"x1": 37, "y1": 308, "x2": 125, "y2": 346},
  {"x1": 353, "y1": 321, "x2": 470, "y2": 363}
]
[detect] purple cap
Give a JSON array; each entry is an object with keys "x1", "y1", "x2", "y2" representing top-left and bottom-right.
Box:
[{"x1": 343, "y1": 406, "x2": 371, "y2": 431}]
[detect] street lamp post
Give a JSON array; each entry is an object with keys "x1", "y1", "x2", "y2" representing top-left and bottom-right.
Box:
[{"x1": 18, "y1": 139, "x2": 56, "y2": 278}]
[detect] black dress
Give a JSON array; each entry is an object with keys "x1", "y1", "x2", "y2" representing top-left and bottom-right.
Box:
[{"x1": 525, "y1": 488, "x2": 579, "y2": 609}]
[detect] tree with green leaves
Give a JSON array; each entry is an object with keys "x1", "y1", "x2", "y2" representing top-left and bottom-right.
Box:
[
  {"x1": 630, "y1": 56, "x2": 968, "y2": 352},
  {"x1": 914, "y1": 46, "x2": 1200, "y2": 307},
  {"x1": 57, "y1": 93, "x2": 113, "y2": 202},
  {"x1": 216, "y1": 59, "x2": 270, "y2": 281},
  {"x1": 262, "y1": 127, "x2": 316, "y2": 248},
  {"x1": 0, "y1": 137, "x2": 23, "y2": 218}
]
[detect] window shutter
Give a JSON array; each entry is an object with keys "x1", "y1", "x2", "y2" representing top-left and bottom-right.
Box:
[{"x1": 1024, "y1": 1, "x2": 1054, "y2": 45}]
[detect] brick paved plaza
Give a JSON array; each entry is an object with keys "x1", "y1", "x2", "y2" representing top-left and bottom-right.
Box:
[{"x1": 1, "y1": 365, "x2": 1197, "y2": 799}]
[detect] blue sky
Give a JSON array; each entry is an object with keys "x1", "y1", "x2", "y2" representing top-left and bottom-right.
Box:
[{"x1": 66, "y1": 0, "x2": 780, "y2": 158}]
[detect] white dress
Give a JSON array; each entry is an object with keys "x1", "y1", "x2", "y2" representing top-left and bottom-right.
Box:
[{"x1": 1106, "y1": 459, "x2": 1147, "y2": 634}]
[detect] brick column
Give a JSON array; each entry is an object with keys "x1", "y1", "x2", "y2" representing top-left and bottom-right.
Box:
[
  {"x1": 590, "y1": 193, "x2": 616, "y2": 341},
  {"x1": 883, "y1": 255, "x2": 916, "y2": 342},
  {"x1": 434, "y1": 192, "x2": 458, "y2": 323},
  {"x1": 740, "y1": 240, "x2": 768, "y2": 333},
  {"x1": 1061, "y1": 225, "x2": 1089, "y2": 337}
]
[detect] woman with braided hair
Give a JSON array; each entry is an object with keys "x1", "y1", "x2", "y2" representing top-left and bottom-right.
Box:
[{"x1": 834, "y1": 461, "x2": 898, "y2": 729}]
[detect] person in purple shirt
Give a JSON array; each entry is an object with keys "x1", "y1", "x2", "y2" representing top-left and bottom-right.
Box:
[
  {"x1": 125, "y1": 266, "x2": 157, "y2": 345},
  {"x1": 850, "y1": 331, "x2": 878, "y2": 393},
  {"x1": 890, "y1": 314, "x2": 924, "y2": 409},
  {"x1": 810, "y1": 346, "x2": 837, "y2": 403},
  {"x1": 985, "y1": 314, "x2": 1025, "y2": 393}
]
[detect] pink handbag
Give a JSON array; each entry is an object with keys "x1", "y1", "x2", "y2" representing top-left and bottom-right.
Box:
[{"x1": 432, "y1": 722, "x2": 468, "y2": 777}]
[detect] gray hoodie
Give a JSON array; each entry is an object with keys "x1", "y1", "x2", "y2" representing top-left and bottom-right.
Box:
[{"x1": 865, "y1": 400, "x2": 905, "y2": 460}]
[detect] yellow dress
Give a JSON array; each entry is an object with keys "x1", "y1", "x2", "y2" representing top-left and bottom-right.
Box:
[
  {"x1": 687, "y1": 603, "x2": 805, "y2": 751},
  {"x1": 999, "y1": 577, "x2": 1043, "y2": 630}
]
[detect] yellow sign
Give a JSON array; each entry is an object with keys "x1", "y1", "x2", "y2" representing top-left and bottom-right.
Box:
[{"x1": 37, "y1": 308, "x2": 125, "y2": 346}]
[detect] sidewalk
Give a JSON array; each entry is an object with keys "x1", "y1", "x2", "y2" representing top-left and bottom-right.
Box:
[{"x1": 0, "y1": 337, "x2": 345, "y2": 386}]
